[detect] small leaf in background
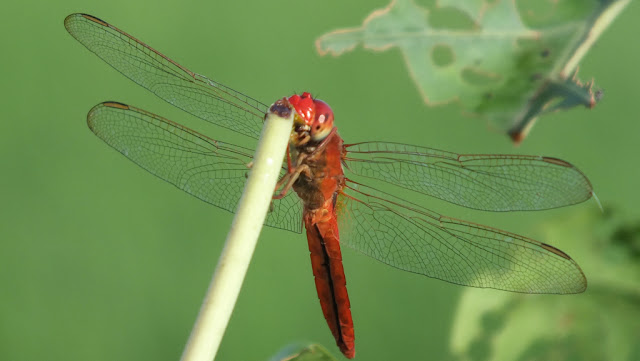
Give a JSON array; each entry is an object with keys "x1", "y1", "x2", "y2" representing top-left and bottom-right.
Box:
[
  {"x1": 449, "y1": 207, "x2": 640, "y2": 361},
  {"x1": 270, "y1": 343, "x2": 338, "y2": 361},
  {"x1": 316, "y1": 0, "x2": 628, "y2": 143}
]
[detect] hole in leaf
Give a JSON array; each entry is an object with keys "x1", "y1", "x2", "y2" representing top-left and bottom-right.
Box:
[
  {"x1": 428, "y1": 6, "x2": 477, "y2": 30},
  {"x1": 431, "y1": 44, "x2": 454, "y2": 67},
  {"x1": 461, "y1": 67, "x2": 502, "y2": 87}
]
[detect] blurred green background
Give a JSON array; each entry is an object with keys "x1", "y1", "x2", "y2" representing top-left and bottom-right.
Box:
[{"x1": 1, "y1": 1, "x2": 639, "y2": 360}]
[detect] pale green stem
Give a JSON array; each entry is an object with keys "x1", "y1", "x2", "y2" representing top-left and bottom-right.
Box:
[
  {"x1": 561, "y1": 0, "x2": 630, "y2": 77},
  {"x1": 180, "y1": 102, "x2": 294, "y2": 361}
]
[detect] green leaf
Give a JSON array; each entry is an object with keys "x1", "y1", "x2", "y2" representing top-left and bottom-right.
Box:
[
  {"x1": 270, "y1": 344, "x2": 338, "y2": 361},
  {"x1": 316, "y1": 0, "x2": 628, "y2": 143},
  {"x1": 449, "y1": 207, "x2": 640, "y2": 361}
]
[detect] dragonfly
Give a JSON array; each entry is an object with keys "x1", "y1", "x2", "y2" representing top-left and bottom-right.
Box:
[{"x1": 65, "y1": 13, "x2": 593, "y2": 359}]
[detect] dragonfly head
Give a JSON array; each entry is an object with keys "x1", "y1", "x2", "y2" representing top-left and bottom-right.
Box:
[{"x1": 288, "y1": 92, "x2": 334, "y2": 144}]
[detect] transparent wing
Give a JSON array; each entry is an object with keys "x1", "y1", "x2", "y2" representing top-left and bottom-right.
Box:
[
  {"x1": 87, "y1": 102, "x2": 302, "y2": 233},
  {"x1": 343, "y1": 142, "x2": 593, "y2": 212},
  {"x1": 65, "y1": 13, "x2": 267, "y2": 139},
  {"x1": 338, "y1": 180, "x2": 586, "y2": 294}
]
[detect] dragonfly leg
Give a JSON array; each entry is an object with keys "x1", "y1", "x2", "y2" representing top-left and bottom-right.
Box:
[
  {"x1": 274, "y1": 149, "x2": 310, "y2": 191},
  {"x1": 286, "y1": 147, "x2": 293, "y2": 172},
  {"x1": 244, "y1": 160, "x2": 256, "y2": 179},
  {"x1": 273, "y1": 164, "x2": 311, "y2": 200}
]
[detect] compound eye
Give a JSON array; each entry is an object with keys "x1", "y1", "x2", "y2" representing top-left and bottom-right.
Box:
[
  {"x1": 310, "y1": 99, "x2": 334, "y2": 141},
  {"x1": 313, "y1": 100, "x2": 334, "y2": 126}
]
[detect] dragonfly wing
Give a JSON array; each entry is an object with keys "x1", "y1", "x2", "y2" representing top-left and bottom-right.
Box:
[
  {"x1": 65, "y1": 13, "x2": 267, "y2": 139},
  {"x1": 337, "y1": 180, "x2": 586, "y2": 294},
  {"x1": 87, "y1": 102, "x2": 302, "y2": 233},
  {"x1": 343, "y1": 142, "x2": 593, "y2": 211}
]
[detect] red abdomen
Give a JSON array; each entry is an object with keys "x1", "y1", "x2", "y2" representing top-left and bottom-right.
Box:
[{"x1": 304, "y1": 201, "x2": 355, "y2": 359}]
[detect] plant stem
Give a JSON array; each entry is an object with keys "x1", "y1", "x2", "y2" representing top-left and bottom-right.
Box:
[
  {"x1": 180, "y1": 100, "x2": 294, "y2": 361},
  {"x1": 561, "y1": 0, "x2": 630, "y2": 77}
]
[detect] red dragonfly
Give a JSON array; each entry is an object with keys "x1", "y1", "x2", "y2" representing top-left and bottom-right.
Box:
[{"x1": 65, "y1": 13, "x2": 593, "y2": 359}]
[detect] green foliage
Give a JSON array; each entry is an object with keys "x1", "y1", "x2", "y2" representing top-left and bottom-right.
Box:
[
  {"x1": 449, "y1": 207, "x2": 640, "y2": 361},
  {"x1": 271, "y1": 344, "x2": 337, "y2": 361},
  {"x1": 316, "y1": 0, "x2": 628, "y2": 142}
]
